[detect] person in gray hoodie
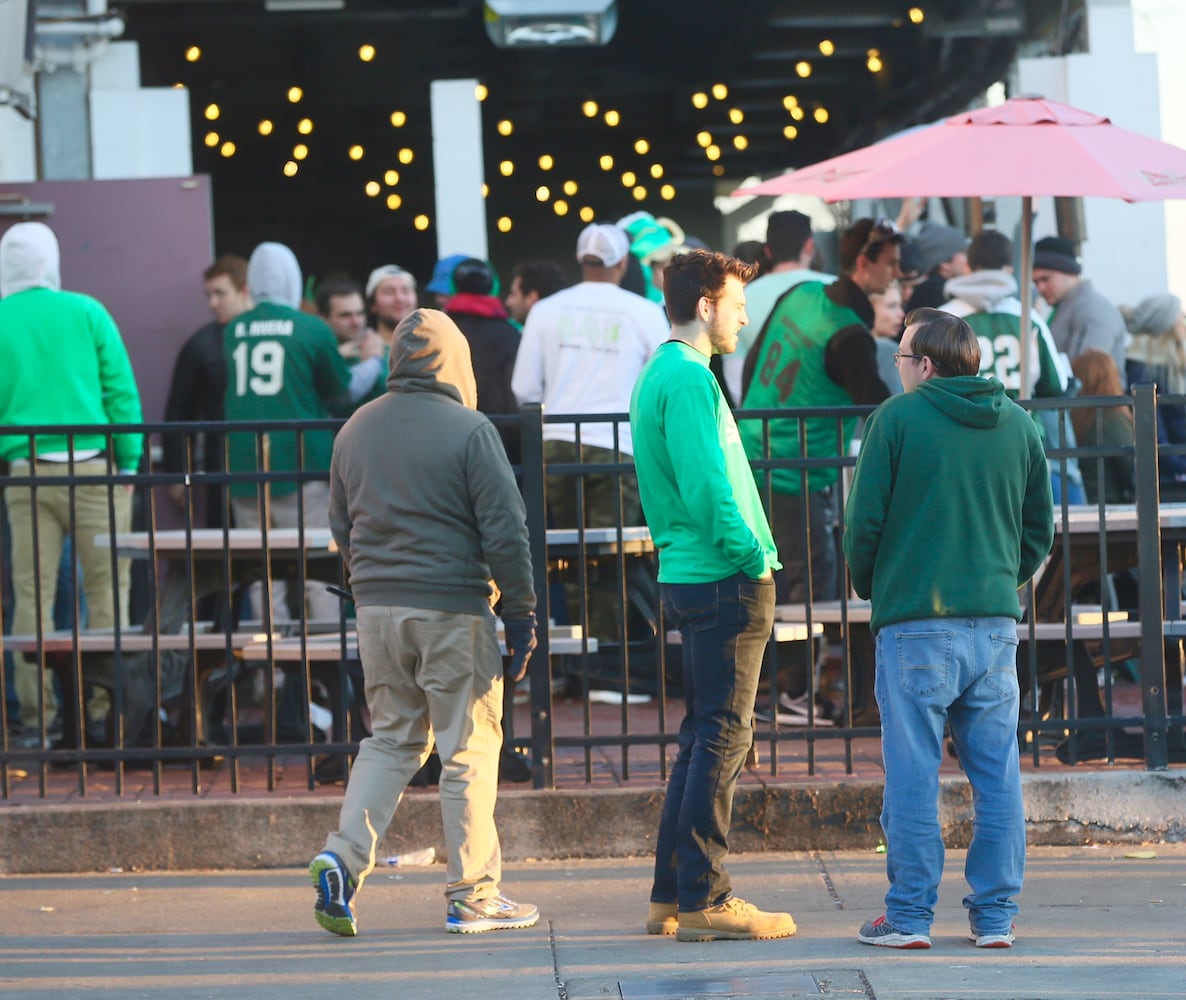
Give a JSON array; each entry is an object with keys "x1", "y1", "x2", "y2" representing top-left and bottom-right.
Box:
[{"x1": 309, "y1": 308, "x2": 540, "y2": 938}]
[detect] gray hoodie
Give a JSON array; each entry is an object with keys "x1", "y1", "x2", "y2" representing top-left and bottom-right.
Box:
[
  {"x1": 0, "y1": 221, "x2": 61, "y2": 297},
  {"x1": 246, "y1": 241, "x2": 302, "y2": 308},
  {"x1": 328, "y1": 309, "x2": 535, "y2": 618}
]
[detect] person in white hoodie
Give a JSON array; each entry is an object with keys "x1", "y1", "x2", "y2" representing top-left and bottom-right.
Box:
[
  {"x1": 0, "y1": 222, "x2": 143, "y2": 744},
  {"x1": 942, "y1": 229, "x2": 1086, "y2": 503}
]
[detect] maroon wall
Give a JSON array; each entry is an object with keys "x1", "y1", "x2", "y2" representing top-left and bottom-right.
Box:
[{"x1": 0, "y1": 176, "x2": 214, "y2": 423}]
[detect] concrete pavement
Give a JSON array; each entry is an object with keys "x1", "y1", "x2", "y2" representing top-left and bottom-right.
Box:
[{"x1": 2, "y1": 846, "x2": 1184, "y2": 999}]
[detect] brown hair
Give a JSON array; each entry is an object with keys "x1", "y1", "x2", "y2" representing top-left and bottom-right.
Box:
[
  {"x1": 662, "y1": 249, "x2": 758, "y2": 325},
  {"x1": 903, "y1": 307, "x2": 980, "y2": 377},
  {"x1": 1070, "y1": 349, "x2": 1132, "y2": 441},
  {"x1": 203, "y1": 254, "x2": 248, "y2": 290}
]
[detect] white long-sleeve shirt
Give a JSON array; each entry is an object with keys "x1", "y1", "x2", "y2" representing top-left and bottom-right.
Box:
[{"x1": 511, "y1": 280, "x2": 668, "y2": 455}]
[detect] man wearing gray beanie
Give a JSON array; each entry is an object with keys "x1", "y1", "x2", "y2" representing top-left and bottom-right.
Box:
[
  {"x1": 1032, "y1": 236, "x2": 1127, "y2": 379},
  {"x1": 907, "y1": 221, "x2": 969, "y2": 310}
]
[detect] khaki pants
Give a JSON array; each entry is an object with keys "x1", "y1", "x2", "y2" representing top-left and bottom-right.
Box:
[
  {"x1": 6, "y1": 459, "x2": 132, "y2": 731},
  {"x1": 230, "y1": 482, "x2": 337, "y2": 622},
  {"x1": 323, "y1": 605, "x2": 505, "y2": 903}
]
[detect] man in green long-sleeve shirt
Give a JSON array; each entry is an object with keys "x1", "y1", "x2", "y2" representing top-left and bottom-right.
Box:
[{"x1": 630, "y1": 250, "x2": 794, "y2": 943}]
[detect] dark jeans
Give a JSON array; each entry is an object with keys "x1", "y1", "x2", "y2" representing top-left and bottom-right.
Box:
[{"x1": 651, "y1": 573, "x2": 774, "y2": 911}]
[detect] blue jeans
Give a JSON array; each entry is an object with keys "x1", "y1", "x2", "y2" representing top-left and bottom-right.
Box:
[
  {"x1": 875, "y1": 617, "x2": 1024, "y2": 938},
  {"x1": 651, "y1": 573, "x2": 774, "y2": 911}
]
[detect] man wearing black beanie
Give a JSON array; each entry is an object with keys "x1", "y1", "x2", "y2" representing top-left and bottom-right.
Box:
[{"x1": 1032, "y1": 236, "x2": 1127, "y2": 379}]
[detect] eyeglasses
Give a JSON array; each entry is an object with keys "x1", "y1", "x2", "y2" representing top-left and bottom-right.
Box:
[
  {"x1": 860, "y1": 218, "x2": 901, "y2": 258},
  {"x1": 893, "y1": 352, "x2": 924, "y2": 365}
]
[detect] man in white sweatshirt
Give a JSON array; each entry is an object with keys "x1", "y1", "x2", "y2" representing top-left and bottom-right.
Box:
[{"x1": 511, "y1": 222, "x2": 668, "y2": 529}]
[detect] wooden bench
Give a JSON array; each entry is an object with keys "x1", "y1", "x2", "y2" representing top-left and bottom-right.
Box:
[
  {"x1": 665, "y1": 621, "x2": 823, "y2": 645},
  {"x1": 3, "y1": 628, "x2": 274, "y2": 655}
]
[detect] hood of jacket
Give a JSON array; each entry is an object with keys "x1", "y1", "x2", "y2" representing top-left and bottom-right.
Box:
[
  {"x1": 0, "y1": 221, "x2": 61, "y2": 297},
  {"x1": 385, "y1": 308, "x2": 478, "y2": 409},
  {"x1": 247, "y1": 242, "x2": 302, "y2": 307},
  {"x1": 446, "y1": 292, "x2": 509, "y2": 319},
  {"x1": 915, "y1": 374, "x2": 1006, "y2": 428},
  {"x1": 943, "y1": 269, "x2": 1017, "y2": 312}
]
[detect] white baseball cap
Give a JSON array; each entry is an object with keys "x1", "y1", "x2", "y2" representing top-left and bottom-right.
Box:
[{"x1": 575, "y1": 223, "x2": 630, "y2": 267}]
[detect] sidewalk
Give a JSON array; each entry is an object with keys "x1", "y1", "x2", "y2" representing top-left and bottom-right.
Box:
[{"x1": 2, "y1": 847, "x2": 1183, "y2": 999}]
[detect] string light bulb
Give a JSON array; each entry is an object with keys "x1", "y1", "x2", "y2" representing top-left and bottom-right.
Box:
[
  {"x1": 497, "y1": 216, "x2": 512, "y2": 232},
  {"x1": 297, "y1": 118, "x2": 313, "y2": 135},
  {"x1": 604, "y1": 109, "x2": 620, "y2": 126},
  {"x1": 691, "y1": 92, "x2": 708, "y2": 109},
  {"x1": 398, "y1": 148, "x2": 414, "y2": 164},
  {"x1": 819, "y1": 39, "x2": 834, "y2": 56},
  {"x1": 287, "y1": 86, "x2": 303, "y2": 103},
  {"x1": 711, "y1": 83, "x2": 728, "y2": 100},
  {"x1": 414, "y1": 214, "x2": 430, "y2": 231},
  {"x1": 795, "y1": 61, "x2": 812, "y2": 78},
  {"x1": 185, "y1": 45, "x2": 201, "y2": 63},
  {"x1": 348, "y1": 144, "x2": 364, "y2": 160},
  {"x1": 390, "y1": 110, "x2": 407, "y2": 127},
  {"x1": 582, "y1": 100, "x2": 598, "y2": 117},
  {"x1": 258, "y1": 120, "x2": 273, "y2": 136},
  {"x1": 358, "y1": 44, "x2": 376, "y2": 62}
]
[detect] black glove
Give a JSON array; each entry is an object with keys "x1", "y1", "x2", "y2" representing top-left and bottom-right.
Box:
[{"x1": 503, "y1": 614, "x2": 538, "y2": 683}]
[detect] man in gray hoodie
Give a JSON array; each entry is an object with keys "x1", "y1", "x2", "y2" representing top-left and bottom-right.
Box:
[{"x1": 309, "y1": 309, "x2": 540, "y2": 938}]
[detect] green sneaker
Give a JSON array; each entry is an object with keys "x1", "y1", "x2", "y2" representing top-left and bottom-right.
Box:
[{"x1": 309, "y1": 851, "x2": 357, "y2": 936}]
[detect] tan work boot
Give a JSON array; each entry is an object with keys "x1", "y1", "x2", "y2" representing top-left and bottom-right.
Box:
[
  {"x1": 676, "y1": 897, "x2": 796, "y2": 942},
  {"x1": 646, "y1": 902, "x2": 678, "y2": 935}
]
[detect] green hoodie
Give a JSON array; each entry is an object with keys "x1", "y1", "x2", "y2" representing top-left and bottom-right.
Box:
[
  {"x1": 843, "y1": 374, "x2": 1053, "y2": 633},
  {"x1": 630, "y1": 340, "x2": 780, "y2": 583}
]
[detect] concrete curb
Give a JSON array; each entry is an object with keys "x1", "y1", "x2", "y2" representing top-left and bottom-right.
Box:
[{"x1": 3, "y1": 771, "x2": 1184, "y2": 874}]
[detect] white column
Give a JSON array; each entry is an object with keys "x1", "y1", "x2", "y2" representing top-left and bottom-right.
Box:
[{"x1": 430, "y1": 78, "x2": 487, "y2": 260}]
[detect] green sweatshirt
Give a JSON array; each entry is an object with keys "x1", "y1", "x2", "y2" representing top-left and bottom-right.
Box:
[
  {"x1": 0, "y1": 287, "x2": 143, "y2": 470},
  {"x1": 223, "y1": 301, "x2": 355, "y2": 497},
  {"x1": 630, "y1": 340, "x2": 780, "y2": 583},
  {"x1": 843, "y1": 374, "x2": 1054, "y2": 633}
]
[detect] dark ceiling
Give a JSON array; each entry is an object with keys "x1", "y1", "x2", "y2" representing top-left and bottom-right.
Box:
[{"x1": 116, "y1": 0, "x2": 1075, "y2": 285}]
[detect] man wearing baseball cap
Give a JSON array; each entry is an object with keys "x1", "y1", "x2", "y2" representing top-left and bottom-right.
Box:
[
  {"x1": 512, "y1": 222, "x2": 668, "y2": 531},
  {"x1": 1032, "y1": 235, "x2": 1127, "y2": 378},
  {"x1": 511, "y1": 222, "x2": 669, "y2": 648}
]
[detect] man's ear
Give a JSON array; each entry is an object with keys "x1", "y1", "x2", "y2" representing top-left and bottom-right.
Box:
[{"x1": 698, "y1": 295, "x2": 712, "y2": 322}]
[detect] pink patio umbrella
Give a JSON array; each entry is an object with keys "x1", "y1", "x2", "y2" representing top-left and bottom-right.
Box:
[{"x1": 735, "y1": 96, "x2": 1186, "y2": 395}]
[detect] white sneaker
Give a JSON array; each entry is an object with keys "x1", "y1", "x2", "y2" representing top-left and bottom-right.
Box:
[{"x1": 755, "y1": 692, "x2": 832, "y2": 726}]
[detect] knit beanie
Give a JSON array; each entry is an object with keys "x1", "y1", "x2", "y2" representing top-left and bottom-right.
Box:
[
  {"x1": 915, "y1": 222, "x2": 968, "y2": 274},
  {"x1": 1033, "y1": 236, "x2": 1081, "y2": 275},
  {"x1": 1127, "y1": 293, "x2": 1181, "y2": 336}
]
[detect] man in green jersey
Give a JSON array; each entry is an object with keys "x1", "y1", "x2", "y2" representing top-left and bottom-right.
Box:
[
  {"x1": 631, "y1": 250, "x2": 794, "y2": 943},
  {"x1": 224, "y1": 242, "x2": 384, "y2": 623}
]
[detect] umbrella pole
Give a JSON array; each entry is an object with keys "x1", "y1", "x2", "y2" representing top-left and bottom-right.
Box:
[{"x1": 1018, "y1": 195, "x2": 1034, "y2": 401}]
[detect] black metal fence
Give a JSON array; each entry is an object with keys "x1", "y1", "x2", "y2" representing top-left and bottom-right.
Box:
[{"x1": 1, "y1": 385, "x2": 1183, "y2": 798}]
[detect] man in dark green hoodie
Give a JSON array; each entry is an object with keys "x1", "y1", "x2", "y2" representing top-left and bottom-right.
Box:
[
  {"x1": 844, "y1": 308, "x2": 1053, "y2": 952},
  {"x1": 308, "y1": 309, "x2": 539, "y2": 938}
]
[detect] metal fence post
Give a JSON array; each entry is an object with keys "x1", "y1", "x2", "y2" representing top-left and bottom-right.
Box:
[
  {"x1": 519, "y1": 403, "x2": 555, "y2": 789},
  {"x1": 1132, "y1": 383, "x2": 1168, "y2": 770}
]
